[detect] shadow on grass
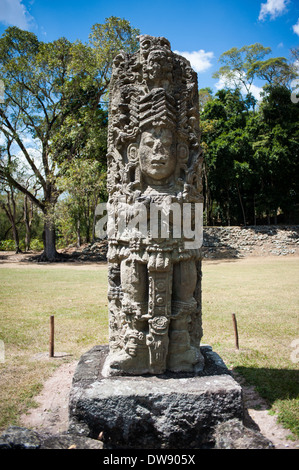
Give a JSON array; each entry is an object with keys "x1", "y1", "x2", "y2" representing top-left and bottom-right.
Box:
[{"x1": 234, "y1": 366, "x2": 299, "y2": 405}]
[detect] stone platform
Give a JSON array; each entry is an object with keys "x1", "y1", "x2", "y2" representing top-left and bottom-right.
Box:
[{"x1": 68, "y1": 345, "x2": 245, "y2": 449}]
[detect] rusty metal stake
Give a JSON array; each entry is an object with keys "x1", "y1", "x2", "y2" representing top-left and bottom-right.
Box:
[
  {"x1": 49, "y1": 315, "x2": 54, "y2": 357},
  {"x1": 232, "y1": 313, "x2": 239, "y2": 350}
]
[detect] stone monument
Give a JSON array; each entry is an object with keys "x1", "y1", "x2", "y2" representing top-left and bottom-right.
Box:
[
  {"x1": 69, "y1": 36, "x2": 245, "y2": 449},
  {"x1": 104, "y1": 34, "x2": 204, "y2": 376}
]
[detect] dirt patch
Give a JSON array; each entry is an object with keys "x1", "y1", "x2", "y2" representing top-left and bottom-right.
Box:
[{"x1": 20, "y1": 360, "x2": 77, "y2": 435}]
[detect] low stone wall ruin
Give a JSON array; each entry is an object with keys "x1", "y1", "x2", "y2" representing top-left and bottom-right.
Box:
[{"x1": 202, "y1": 225, "x2": 299, "y2": 259}]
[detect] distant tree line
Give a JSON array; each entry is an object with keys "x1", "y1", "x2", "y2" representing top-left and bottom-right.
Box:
[
  {"x1": 200, "y1": 44, "x2": 299, "y2": 226},
  {"x1": 0, "y1": 24, "x2": 298, "y2": 258}
]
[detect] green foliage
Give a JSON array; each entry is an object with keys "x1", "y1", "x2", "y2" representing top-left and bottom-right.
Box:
[
  {"x1": 213, "y1": 43, "x2": 272, "y2": 93},
  {"x1": 89, "y1": 16, "x2": 140, "y2": 76},
  {"x1": 29, "y1": 238, "x2": 44, "y2": 251},
  {"x1": 252, "y1": 57, "x2": 297, "y2": 87},
  {"x1": 201, "y1": 77, "x2": 299, "y2": 225},
  {"x1": 56, "y1": 158, "x2": 107, "y2": 246},
  {"x1": 0, "y1": 237, "x2": 43, "y2": 251},
  {"x1": 0, "y1": 239, "x2": 16, "y2": 251}
]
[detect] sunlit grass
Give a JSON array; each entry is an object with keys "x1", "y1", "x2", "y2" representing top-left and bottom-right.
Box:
[
  {"x1": 0, "y1": 263, "x2": 109, "y2": 431},
  {"x1": 201, "y1": 256, "x2": 299, "y2": 438}
]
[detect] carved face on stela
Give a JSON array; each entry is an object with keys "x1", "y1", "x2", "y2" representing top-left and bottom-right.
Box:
[
  {"x1": 139, "y1": 127, "x2": 175, "y2": 181},
  {"x1": 128, "y1": 126, "x2": 189, "y2": 187}
]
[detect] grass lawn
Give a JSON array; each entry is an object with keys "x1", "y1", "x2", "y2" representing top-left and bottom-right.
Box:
[
  {"x1": 0, "y1": 262, "x2": 109, "y2": 431},
  {"x1": 201, "y1": 256, "x2": 299, "y2": 439},
  {"x1": 0, "y1": 257, "x2": 298, "y2": 438}
]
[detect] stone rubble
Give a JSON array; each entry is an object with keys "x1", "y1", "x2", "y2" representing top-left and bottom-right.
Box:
[{"x1": 202, "y1": 225, "x2": 299, "y2": 259}]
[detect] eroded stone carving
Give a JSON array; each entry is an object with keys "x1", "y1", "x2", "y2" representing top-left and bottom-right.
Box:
[{"x1": 104, "y1": 35, "x2": 204, "y2": 376}]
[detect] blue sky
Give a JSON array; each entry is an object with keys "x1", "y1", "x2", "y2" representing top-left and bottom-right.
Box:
[{"x1": 0, "y1": 0, "x2": 298, "y2": 98}]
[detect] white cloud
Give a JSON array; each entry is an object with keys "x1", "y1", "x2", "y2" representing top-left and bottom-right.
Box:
[
  {"x1": 249, "y1": 83, "x2": 264, "y2": 101},
  {"x1": 258, "y1": 0, "x2": 289, "y2": 21},
  {"x1": 293, "y1": 18, "x2": 299, "y2": 36},
  {"x1": 215, "y1": 74, "x2": 263, "y2": 102},
  {"x1": 174, "y1": 49, "x2": 214, "y2": 73},
  {"x1": 0, "y1": 0, "x2": 33, "y2": 30}
]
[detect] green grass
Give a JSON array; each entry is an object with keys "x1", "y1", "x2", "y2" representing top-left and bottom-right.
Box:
[
  {"x1": 201, "y1": 257, "x2": 299, "y2": 439},
  {"x1": 0, "y1": 263, "x2": 109, "y2": 431},
  {"x1": 0, "y1": 257, "x2": 298, "y2": 438}
]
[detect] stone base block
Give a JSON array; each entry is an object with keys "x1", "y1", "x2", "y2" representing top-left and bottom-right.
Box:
[{"x1": 68, "y1": 345, "x2": 244, "y2": 449}]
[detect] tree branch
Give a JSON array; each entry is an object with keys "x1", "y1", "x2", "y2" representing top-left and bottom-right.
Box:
[
  {"x1": 0, "y1": 169, "x2": 45, "y2": 211},
  {"x1": 0, "y1": 109, "x2": 47, "y2": 190}
]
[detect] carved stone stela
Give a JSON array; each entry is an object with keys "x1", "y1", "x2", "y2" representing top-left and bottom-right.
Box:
[{"x1": 104, "y1": 35, "x2": 204, "y2": 376}]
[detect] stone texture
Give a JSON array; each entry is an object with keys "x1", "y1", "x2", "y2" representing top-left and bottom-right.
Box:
[
  {"x1": 69, "y1": 345, "x2": 244, "y2": 449},
  {"x1": 40, "y1": 432, "x2": 103, "y2": 449},
  {"x1": 214, "y1": 419, "x2": 274, "y2": 449},
  {"x1": 105, "y1": 35, "x2": 204, "y2": 376},
  {"x1": 0, "y1": 426, "x2": 103, "y2": 450},
  {"x1": 0, "y1": 426, "x2": 41, "y2": 449}
]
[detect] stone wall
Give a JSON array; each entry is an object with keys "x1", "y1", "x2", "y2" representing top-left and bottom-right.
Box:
[{"x1": 202, "y1": 225, "x2": 299, "y2": 259}]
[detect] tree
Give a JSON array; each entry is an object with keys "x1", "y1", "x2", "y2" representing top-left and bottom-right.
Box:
[
  {"x1": 198, "y1": 87, "x2": 213, "y2": 112},
  {"x1": 0, "y1": 182, "x2": 22, "y2": 252},
  {"x1": 0, "y1": 28, "x2": 78, "y2": 260},
  {"x1": 251, "y1": 57, "x2": 296, "y2": 87},
  {"x1": 0, "y1": 18, "x2": 140, "y2": 260},
  {"x1": 250, "y1": 85, "x2": 299, "y2": 223},
  {"x1": 200, "y1": 82, "x2": 299, "y2": 226},
  {"x1": 200, "y1": 89, "x2": 254, "y2": 225},
  {"x1": 213, "y1": 43, "x2": 296, "y2": 113},
  {"x1": 213, "y1": 43, "x2": 271, "y2": 95},
  {"x1": 204, "y1": 44, "x2": 299, "y2": 226},
  {"x1": 57, "y1": 159, "x2": 107, "y2": 247}
]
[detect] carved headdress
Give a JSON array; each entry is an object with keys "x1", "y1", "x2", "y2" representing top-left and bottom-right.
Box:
[{"x1": 107, "y1": 35, "x2": 203, "y2": 200}]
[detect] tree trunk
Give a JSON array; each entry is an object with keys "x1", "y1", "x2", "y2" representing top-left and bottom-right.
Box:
[
  {"x1": 24, "y1": 194, "x2": 33, "y2": 251},
  {"x1": 77, "y1": 217, "x2": 81, "y2": 248},
  {"x1": 39, "y1": 181, "x2": 60, "y2": 261},
  {"x1": 267, "y1": 212, "x2": 270, "y2": 225},
  {"x1": 237, "y1": 183, "x2": 246, "y2": 226},
  {"x1": 41, "y1": 196, "x2": 58, "y2": 261},
  {"x1": 11, "y1": 221, "x2": 21, "y2": 254},
  {"x1": 226, "y1": 202, "x2": 231, "y2": 226},
  {"x1": 42, "y1": 216, "x2": 57, "y2": 261},
  {"x1": 2, "y1": 188, "x2": 22, "y2": 253},
  {"x1": 92, "y1": 195, "x2": 99, "y2": 242},
  {"x1": 85, "y1": 196, "x2": 91, "y2": 243}
]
